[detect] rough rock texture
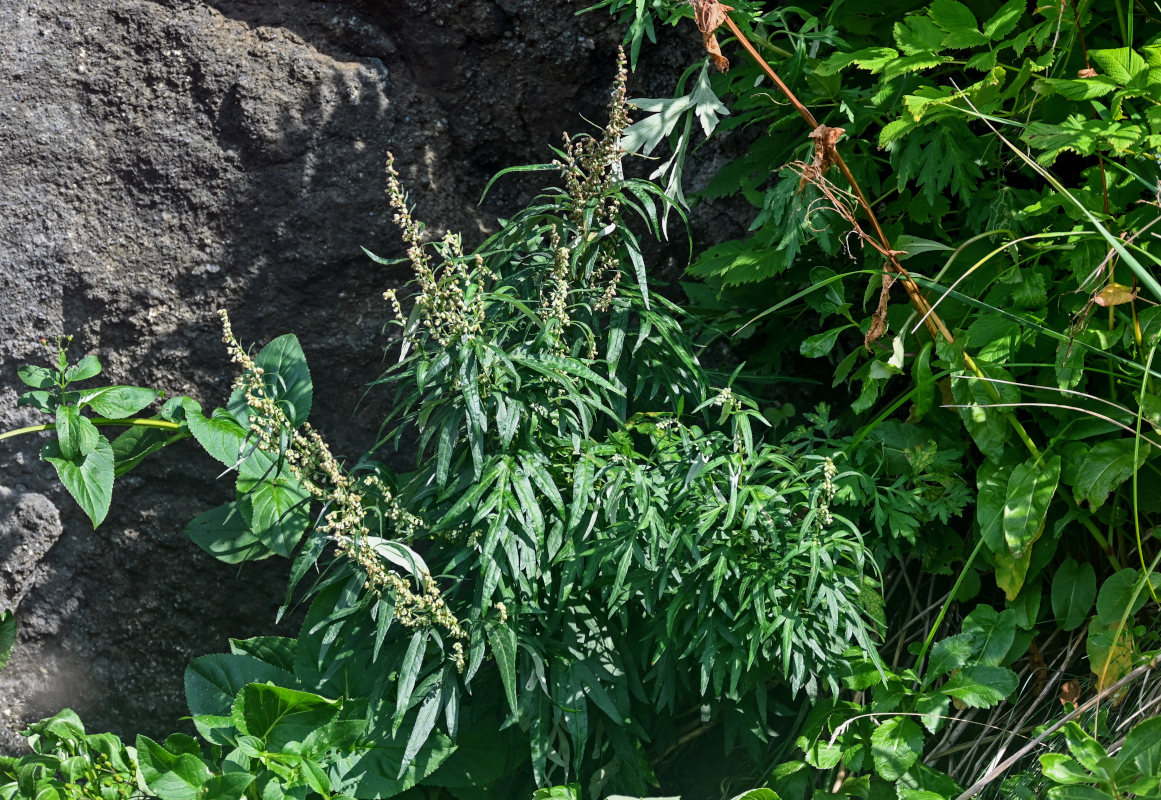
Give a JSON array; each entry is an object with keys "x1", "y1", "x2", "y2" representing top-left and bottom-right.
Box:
[{"x1": 0, "y1": 0, "x2": 665, "y2": 751}]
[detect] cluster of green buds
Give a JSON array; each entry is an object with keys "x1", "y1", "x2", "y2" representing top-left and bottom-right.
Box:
[
  {"x1": 218, "y1": 311, "x2": 465, "y2": 644},
  {"x1": 538, "y1": 226, "x2": 573, "y2": 355},
  {"x1": 383, "y1": 154, "x2": 491, "y2": 346},
  {"x1": 816, "y1": 456, "x2": 839, "y2": 530},
  {"x1": 551, "y1": 48, "x2": 632, "y2": 308}
]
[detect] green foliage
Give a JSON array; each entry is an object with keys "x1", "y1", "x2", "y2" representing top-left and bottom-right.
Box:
[
  {"x1": 0, "y1": 710, "x2": 138, "y2": 800},
  {"x1": 11, "y1": 1, "x2": 1161, "y2": 798},
  {"x1": 11, "y1": 337, "x2": 167, "y2": 526}
]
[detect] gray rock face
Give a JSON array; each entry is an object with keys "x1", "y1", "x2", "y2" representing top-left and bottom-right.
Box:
[{"x1": 0, "y1": 0, "x2": 627, "y2": 751}]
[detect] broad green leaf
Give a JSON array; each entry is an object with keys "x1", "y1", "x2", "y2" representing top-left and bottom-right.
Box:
[
  {"x1": 962, "y1": 605, "x2": 1016, "y2": 666},
  {"x1": 911, "y1": 342, "x2": 935, "y2": 421},
  {"x1": 185, "y1": 501, "x2": 273, "y2": 564},
  {"x1": 17, "y1": 365, "x2": 57, "y2": 389},
  {"x1": 64, "y1": 355, "x2": 101, "y2": 383},
  {"x1": 532, "y1": 786, "x2": 582, "y2": 800},
  {"x1": 994, "y1": 546, "x2": 1034, "y2": 602},
  {"x1": 1045, "y1": 786, "x2": 1115, "y2": 800},
  {"x1": 1040, "y1": 754, "x2": 1093, "y2": 785},
  {"x1": 952, "y1": 371, "x2": 1018, "y2": 461},
  {"x1": 0, "y1": 611, "x2": 14, "y2": 674},
  {"x1": 976, "y1": 461, "x2": 1009, "y2": 554},
  {"x1": 926, "y1": 633, "x2": 973, "y2": 680},
  {"x1": 111, "y1": 425, "x2": 171, "y2": 476},
  {"x1": 800, "y1": 327, "x2": 848, "y2": 358},
  {"x1": 80, "y1": 386, "x2": 159, "y2": 418},
  {"x1": 234, "y1": 683, "x2": 339, "y2": 751},
  {"x1": 236, "y1": 475, "x2": 310, "y2": 558},
  {"x1": 328, "y1": 724, "x2": 454, "y2": 799},
  {"x1": 870, "y1": 717, "x2": 924, "y2": 781},
  {"x1": 1003, "y1": 455, "x2": 1059, "y2": 557},
  {"x1": 135, "y1": 735, "x2": 212, "y2": 800},
  {"x1": 1072, "y1": 440, "x2": 1150, "y2": 510},
  {"x1": 253, "y1": 334, "x2": 313, "y2": 428},
  {"x1": 54, "y1": 405, "x2": 99, "y2": 460},
  {"x1": 185, "y1": 653, "x2": 296, "y2": 719},
  {"x1": 1052, "y1": 559, "x2": 1096, "y2": 631},
  {"x1": 298, "y1": 758, "x2": 331, "y2": 796},
  {"x1": 729, "y1": 791, "x2": 781, "y2": 800},
  {"x1": 229, "y1": 636, "x2": 298, "y2": 672},
  {"x1": 182, "y1": 404, "x2": 248, "y2": 469},
  {"x1": 1117, "y1": 716, "x2": 1161, "y2": 779},
  {"x1": 1086, "y1": 620, "x2": 1134, "y2": 692},
  {"x1": 939, "y1": 665, "x2": 1017, "y2": 707},
  {"x1": 1095, "y1": 568, "x2": 1150, "y2": 625},
  {"x1": 1062, "y1": 722, "x2": 1112, "y2": 776},
  {"x1": 200, "y1": 773, "x2": 254, "y2": 800},
  {"x1": 17, "y1": 389, "x2": 55, "y2": 413},
  {"x1": 42, "y1": 437, "x2": 114, "y2": 528},
  {"x1": 424, "y1": 723, "x2": 520, "y2": 789}
]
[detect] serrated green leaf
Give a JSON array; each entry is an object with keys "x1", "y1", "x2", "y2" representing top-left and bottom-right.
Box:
[
  {"x1": 185, "y1": 501, "x2": 273, "y2": 564},
  {"x1": 1090, "y1": 48, "x2": 1147, "y2": 84},
  {"x1": 870, "y1": 717, "x2": 924, "y2": 781},
  {"x1": 235, "y1": 683, "x2": 339, "y2": 751},
  {"x1": 135, "y1": 735, "x2": 211, "y2": 800},
  {"x1": 894, "y1": 15, "x2": 944, "y2": 55},
  {"x1": 17, "y1": 365, "x2": 58, "y2": 389},
  {"x1": 64, "y1": 355, "x2": 102, "y2": 383},
  {"x1": 1036, "y1": 76, "x2": 1119, "y2": 100},
  {"x1": 80, "y1": 386, "x2": 159, "y2": 418},
  {"x1": 982, "y1": 0, "x2": 1023, "y2": 39},
  {"x1": 42, "y1": 437, "x2": 113, "y2": 528},
  {"x1": 111, "y1": 425, "x2": 171, "y2": 477},
  {"x1": 236, "y1": 474, "x2": 310, "y2": 558},
  {"x1": 927, "y1": 633, "x2": 973, "y2": 680},
  {"x1": 939, "y1": 665, "x2": 1017, "y2": 707},
  {"x1": 253, "y1": 334, "x2": 313, "y2": 428},
  {"x1": 54, "y1": 405, "x2": 99, "y2": 460}
]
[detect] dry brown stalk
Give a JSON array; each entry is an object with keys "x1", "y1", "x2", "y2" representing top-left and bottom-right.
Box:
[{"x1": 690, "y1": 0, "x2": 961, "y2": 352}]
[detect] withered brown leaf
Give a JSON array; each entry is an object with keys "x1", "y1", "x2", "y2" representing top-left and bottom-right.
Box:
[
  {"x1": 865, "y1": 271, "x2": 896, "y2": 351},
  {"x1": 690, "y1": 0, "x2": 734, "y2": 72}
]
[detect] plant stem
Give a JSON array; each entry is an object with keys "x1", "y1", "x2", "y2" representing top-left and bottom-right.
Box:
[
  {"x1": 718, "y1": 10, "x2": 1050, "y2": 460},
  {"x1": 0, "y1": 417, "x2": 185, "y2": 443}
]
